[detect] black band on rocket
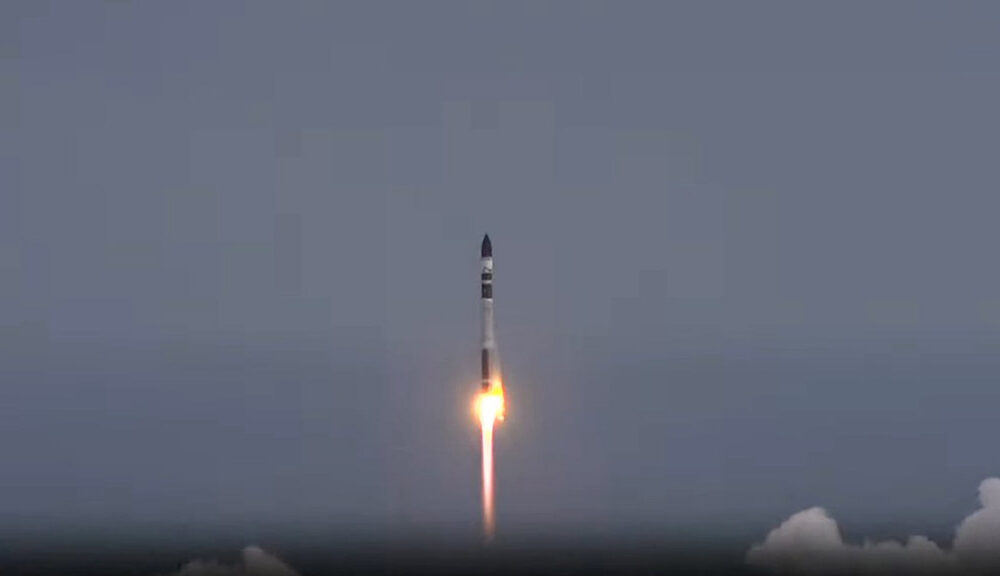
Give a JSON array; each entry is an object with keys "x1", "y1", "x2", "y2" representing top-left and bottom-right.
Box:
[{"x1": 481, "y1": 349, "x2": 490, "y2": 382}]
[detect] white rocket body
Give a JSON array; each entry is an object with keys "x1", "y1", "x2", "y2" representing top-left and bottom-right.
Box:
[{"x1": 480, "y1": 235, "x2": 497, "y2": 390}]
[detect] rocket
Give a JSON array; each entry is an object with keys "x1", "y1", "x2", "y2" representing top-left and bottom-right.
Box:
[
  {"x1": 480, "y1": 234, "x2": 497, "y2": 391},
  {"x1": 477, "y1": 234, "x2": 503, "y2": 541}
]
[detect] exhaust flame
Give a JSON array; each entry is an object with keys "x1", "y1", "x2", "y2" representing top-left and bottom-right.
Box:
[{"x1": 475, "y1": 381, "x2": 505, "y2": 543}]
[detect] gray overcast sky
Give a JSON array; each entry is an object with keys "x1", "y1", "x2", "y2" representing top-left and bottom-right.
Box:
[{"x1": 3, "y1": 1, "x2": 1000, "y2": 543}]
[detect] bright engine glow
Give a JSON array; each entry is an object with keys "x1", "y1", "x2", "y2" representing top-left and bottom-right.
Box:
[{"x1": 476, "y1": 381, "x2": 506, "y2": 426}]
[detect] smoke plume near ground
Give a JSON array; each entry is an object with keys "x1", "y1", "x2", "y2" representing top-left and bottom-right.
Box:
[
  {"x1": 747, "y1": 478, "x2": 1000, "y2": 574},
  {"x1": 164, "y1": 546, "x2": 298, "y2": 576}
]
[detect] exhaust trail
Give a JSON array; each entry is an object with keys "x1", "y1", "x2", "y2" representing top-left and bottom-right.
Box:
[
  {"x1": 477, "y1": 383, "x2": 503, "y2": 542},
  {"x1": 480, "y1": 409, "x2": 496, "y2": 542}
]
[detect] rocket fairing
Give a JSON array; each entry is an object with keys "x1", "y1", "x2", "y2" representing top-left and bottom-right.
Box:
[{"x1": 480, "y1": 234, "x2": 496, "y2": 391}]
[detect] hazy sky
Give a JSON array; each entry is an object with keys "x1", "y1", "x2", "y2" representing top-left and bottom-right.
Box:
[{"x1": 3, "y1": 1, "x2": 1000, "y2": 543}]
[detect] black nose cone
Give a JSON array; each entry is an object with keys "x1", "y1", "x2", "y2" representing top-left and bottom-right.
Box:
[{"x1": 481, "y1": 234, "x2": 492, "y2": 258}]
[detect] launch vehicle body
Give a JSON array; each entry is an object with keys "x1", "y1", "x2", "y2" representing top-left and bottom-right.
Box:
[{"x1": 480, "y1": 235, "x2": 496, "y2": 391}]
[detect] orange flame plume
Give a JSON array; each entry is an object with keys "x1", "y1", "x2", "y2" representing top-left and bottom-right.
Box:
[{"x1": 475, "y1": 380, "x2": 505, "y2": 542}]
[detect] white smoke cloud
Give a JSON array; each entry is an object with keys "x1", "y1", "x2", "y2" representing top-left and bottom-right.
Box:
[
  {"x1": 953, "y1": 478, "x2": 1000, "y2": 572},
  {"x1": 747, "y1": 478, "x2": 1000, "y2": 575},
  {"x1": 165, "y1": 546, "x2": 299, "y2": 576}
]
